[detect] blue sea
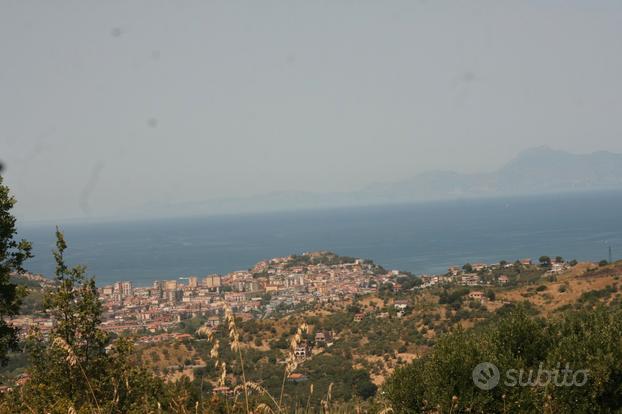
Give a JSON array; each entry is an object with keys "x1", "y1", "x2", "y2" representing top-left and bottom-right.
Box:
[{"x1": 18, "y1": 191, "x2": 622, "y2": 287}]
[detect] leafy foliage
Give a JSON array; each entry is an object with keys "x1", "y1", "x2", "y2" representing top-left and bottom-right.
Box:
[
  {"x1": 6, "y1": 230, "x2": 165, "y2": 413},
  {"x1": 384, "y1": 304, "x2": 622, "y2": 413},
  {"x1": 0, "y1": 175, "x2": 32, "y2": 365}
]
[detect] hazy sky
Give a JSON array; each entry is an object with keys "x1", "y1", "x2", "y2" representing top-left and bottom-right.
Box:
[{"x1": 2, "y1": 1, "x2": 622, "y2": 221}]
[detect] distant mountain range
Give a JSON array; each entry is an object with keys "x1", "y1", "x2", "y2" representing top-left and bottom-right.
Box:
[
  {"x1": 143, "y1": 147, "x2": 622, "y2": 217},
  {"x1": 362, "y1": 146, "x2": 622, "y2": 202}
]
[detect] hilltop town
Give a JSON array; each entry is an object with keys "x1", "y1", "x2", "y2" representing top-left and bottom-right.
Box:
[
  {"x1": 4, "y1": 249, "x2": 621, "y2": 409},
  {"x1": 10, "y1": 251, "x2": 575, "y2": 341}
]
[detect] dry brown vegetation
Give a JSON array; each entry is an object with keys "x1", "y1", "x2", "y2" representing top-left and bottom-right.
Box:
[
  {"x1": 121, "y1": 261, "x2": 622, "y2": 412},
  {"x1": 497, "y1": 261, "x2": 621, "y2": 314}
]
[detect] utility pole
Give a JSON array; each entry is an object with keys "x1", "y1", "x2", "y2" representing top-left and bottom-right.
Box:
[{"x1": 609, "y1": 245, "x2": 613, "y2": 264}]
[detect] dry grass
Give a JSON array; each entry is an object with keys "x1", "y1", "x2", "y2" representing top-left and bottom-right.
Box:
[{"x1": 497, "y1": 263, "x2": 620, "y2": 314}]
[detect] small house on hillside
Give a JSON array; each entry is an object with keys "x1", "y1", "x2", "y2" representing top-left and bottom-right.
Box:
[
  {"x1": 461, "y1": 274, "x2": 480, "y2": 286},
  {"x1": 294, "y1": 340, "x2": 312, "y2": 360},
  {"x1": 287, "y1": 372, "x2": 308, "y2": 383},
  {"x1": 448, "y1": 266, "x2": 461, "y2": 276},
  {"x1": 314, "y1": 330, "x2": 334, "y2": 346},
  {"x1": 472, "y1": 263, "x2": 488, "y2": 272}
]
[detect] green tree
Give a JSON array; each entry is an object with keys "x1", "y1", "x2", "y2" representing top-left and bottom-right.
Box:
[
  {"x1": 353, "y1": 369, "x2": 377, "y2": 399},
  {"x1": 15, "y1": 229, "x2": 164, "y2": 413},
  {"x1": 384, "y1": 305, "x2": 622, "y2": 413},
  {"x1": 0, "y1": 175, "x2": 32, "y2": 365}
]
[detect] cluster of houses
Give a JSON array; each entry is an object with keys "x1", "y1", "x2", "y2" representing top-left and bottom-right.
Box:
[
  {"x1": 10, "y1": 254, "x2": 572, "y2": 345},
  {"x1": 86, "y1": 253, "x2": 389, "y2": 335},
  {"x1": 354, "y1": 298, "x2": 412, "y2": 322},
  {"x1": 419, "y1": 258, "x2": 569, "y2": 289}
]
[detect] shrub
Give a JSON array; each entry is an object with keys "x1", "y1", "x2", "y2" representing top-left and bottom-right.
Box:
[{"x1": 384, "y1": 305, "x2": 622, "y2": 413}]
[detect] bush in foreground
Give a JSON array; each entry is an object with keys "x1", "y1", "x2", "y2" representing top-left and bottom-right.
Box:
[{"x1": 384, "y1": 304, "x2": 622, "y2": 413}]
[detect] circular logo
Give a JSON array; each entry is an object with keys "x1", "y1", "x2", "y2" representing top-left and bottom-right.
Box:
[{"x1": 472, "y1": 362, "x2": 500, "y2": 390}]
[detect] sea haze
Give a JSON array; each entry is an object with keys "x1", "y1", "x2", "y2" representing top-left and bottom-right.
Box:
[{"x1": 18, "y1": 191, "x2": 622, "y2": 287}]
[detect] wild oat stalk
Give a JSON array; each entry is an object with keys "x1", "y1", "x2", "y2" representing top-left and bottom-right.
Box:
[
  {"x1": 449, "y1": 395, "x2": 459, "y2": 414},
  {"x1": 52, "y1": 337, "x2": 101, "y2": 413},
  {"x1": 197, "y1": 324, "x2": 231, "y2": 413},
  {"x1": 211, "y1": 341, "x2": 220, "y2": 361},
  {"x1": 279, "y1": 322, "x2": 309, "y2": 409},
  {"x1": 245, "y1": 381, "x2": 283, "y2": 411},
  {"x1": 255, "y1": 403, "x2": 275, "y2": 414},
  {"x1": 219, "y1": 361, "x2": 227, "y2": 388},
  {"x1": 198, "y1": 314, "x2": 304, "y2": 414},
  {"x1": 196, "y1": 325, "x2": 213, "y2": 340},
  {"x1": 305, "y1": 383, "x2": 314, "y2": 414},
  {"x1": 320, "y1": 383, "x2": 334, "y2": 414},
  {"x1": 225, "y1": 306, "x2": 250, "y2": 414},
  {"x1": 196, "y1": 325, "x2": 227, "y2": 385}
]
